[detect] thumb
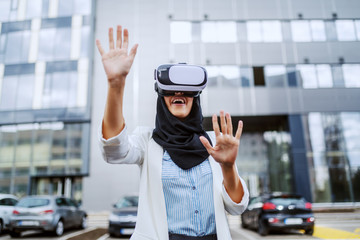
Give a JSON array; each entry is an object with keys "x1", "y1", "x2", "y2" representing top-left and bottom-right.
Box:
[{"x1": 200, "y1": 136, "x2": 213, "y2": 154}]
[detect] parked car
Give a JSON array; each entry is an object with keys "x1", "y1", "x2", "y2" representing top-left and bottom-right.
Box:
[
  {"x1": 108, "y1": 195, "x2": 138, "y2": 237},
  {"x1": 9, "y1": 195, "x2": 87, "y2": 238},
  {"x1": 0, "y1": 194, "x2": 18, "y2": 234},
  {"x1": 241, "y1": 192, "x2": 315, "y2": 236}
]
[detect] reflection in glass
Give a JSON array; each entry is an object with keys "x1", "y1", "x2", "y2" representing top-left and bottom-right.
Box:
[
  {"x1": 340, "y1": 113, "x2": 360, "y2": 151},
  {"x1": 14, "y1": 177, "x2": 28, "y2": 198},
  {"x1": 38, "y1": 29, "x2": 56, "y2": 61},
  {"x1": 316, "y1": 64, "x2": 333, "y2": 88},
  {"x1": 204, "y1": 66, "x2": 219, "y2": 87},
  {"x1": 264, "y1": 65, "x2": 286, "y2": 87},
  {"x1": 336, "y1": 20, "x2": 356, "y2": 41},
  {"x1": 0, "y1": 76, "x2": 18, "y2": 110},
  {"x1": 51, "y1": 123, "x2": 66, "y2": 174},
  {"x1": 171, "y1": 22, "x2": 192, "y2": 43},
  {"x1": 297, "y1": 64, "x2": 317, "y2": 88},
  {"x1": 291, "y1": 20, "x2": 311, "y2": 42},
  {"x1": 247, "y1": 21, "x2": 262, "y2": 42},
  {"x1": 342, "y1": 64, "x2": 360, "y2": 87},
  {"x1": 308, "y1": 113, "x2": 325, "y2": 152},
  {"x1": 5, "y1": 32, "x2": 22, "y2": 63},
  {"x1": 355, "y1": 20, "x2": 360, "y2": 40},
  {"x1": 0, "y1": 0, "x2": 11, "y2": 21},
  {"x1": 33, "y1": 125, "x2": 51, "y2": 175},
  {"x1": 202, "y1": 21, "x2": 237, "y2": 43},
  {"x1": 0, "y1": 126, "x2": 16, "y2": 165},
  {"x1": 58, "y1": 0, "x2": 73, "y2": 16},
  {"x1": 219, "y1": 66, "x2": 240, "y2": 87},
  {"x1": 310, "y1": 20, "x2": 326, "y2": 41},
  {"x1": 332, "y1": 65, "x2": 345, "y2": 87},
  {"x1": 262, "y1": 21, "x2": 282, "y2": 42},
  {"x1": 16, "y1": 75, "x2": 34, "y2": 109},
  {"x1": 68, "y1": 124, "x2": 82, "y2": 174},
  {"x1": 54, "y1": 28, "x2": 71, "y2": 60},
  {"x1": 80, "y1": 26, "x2": 91, "y2": 57},
  {"x1": 239, "y1": 67, "x2": 254, "y2": 87},
  {"x1": 15, "y1": 125, "x2": 32, "y2": 163},
  {"x1": 26, "y1": 0, "x2": 42, "y2": 19},
  {"x1": 74, "y1": 0, "x2": 92, "y2": 15},
  {"x1": 0, "y1": 178, "x2": 11, "y2": 194},
  {"x1": 286, "y1": 66, "x2": 298, "y2": 87}
]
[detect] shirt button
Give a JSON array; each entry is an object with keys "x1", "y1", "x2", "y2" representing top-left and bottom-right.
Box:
[
  {"x1": 195, "y1": 210, "x2": 199, "y2": 214},
  {"x1": 192, "y1": 186, "x2": 196, "y2": 190}
]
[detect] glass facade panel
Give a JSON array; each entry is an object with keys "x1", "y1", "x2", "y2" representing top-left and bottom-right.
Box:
[
  {"x1": 38, "y1": 28, "x2": 56, "y2": 61},
  {"x1": 316, "y1": 64, "x2": 333, "y2": 88},
  {"x1": 332, "y1": 65, "x2": 345, "y2": 87},
  {"x1": 291, "y1": 20, "x2": 311, "y2": 42},
  {"x1": 247, "y1": 21, "x2": 262, "y2": 42},
  {"x1": 355, "y1": 20, "x2": 360, "y2": 40},
  {"x1": 16, "y1": 74, "x2": 34, "y2": 109},
  {"x1": 204, "y1": 66, "x2": 219, "y2": 87},
  {"x1": 239, "y1": 67, "x2": 254, "y2": 87},
  {"x1": 336, "y1": 20, "x2": 356, "y2": 41},
  {"x1": 171, "y1": 22, "x2": 192, "y2": 43},
  {"x1": 4, "y1": 31, "x2": 22, "y2": 64},
  {"x1": 32, "y1": 125, "x2": 51, "y2": 175},
  {"x1": 15, "y1": 125, "x2": 32, "y2": 164},
  {"x1": 68, "y1": 124, "x2": 82, "y2": 174},
  {"x1": 0, "y1": 76, "x2": 18, "y2": 110},
  {"x1": 219, "y1": 66, "x2": 240, "y2": 87},
  {"x1": 26, "y1": 0, "x2": 42, "y2": 19},
  {"x1": 286, "y1": 66, "x2": 298, "y2": 87},
  {"x1": 262, "y1": 21, "x2": 282, "y2": 42},
  {"x1": 202, "y1": 21, "x2": 236, "y2": 43},
  {"x1": 58, "y1": 0, "x2": 73, "y2": 17},
  {"x1": 342, "y1": 64, "x2": 360, "y2": 87},
  {"x1": 54, "y1": 28, "x2": 71, "y2": 60},
  {"x1": 264, "y1": 65, "x2": 286, "y2": 87},
  {"x1": 297, "y1": 64, "x2": 318, "y2": 88},
  {"x1": 310, "y1": 20, "x2": 326, "y2": 41},
  {"x1": 0, "y1": 0, "x2": 11, "y2": 22},
  {"x1": 50, "y1": 123, "x2": 66, "y2": 174},
  {"x1": 80, "y1": 26, "x2": 91, "y2": 57},
  {"x1": 74, "y1": 0, "x2": 92, "y2": 15}
]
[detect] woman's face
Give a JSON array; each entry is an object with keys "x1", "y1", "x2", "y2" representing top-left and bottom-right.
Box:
[{"x1": 164, "y1": 92, "x2": 194, "y2": 119}]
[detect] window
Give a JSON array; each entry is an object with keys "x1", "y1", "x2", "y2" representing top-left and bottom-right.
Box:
[
  {"x1": 0, "y1": 0, "x2": 11, "y2": 21},
  {"x1": 355, "y1": 20, "x2": 360, "y2": 40},
  {"x1": 291, "y1": 20, "x2": 311, "y2": 42},
  {"x1": 265, "y1": 65, "x2": 286, "y2": 87},
  {"x1": 240, "y1": 67, "x2": 254, "y2": 87},
  {"x1": 74, "y1": 0, "x2": 92, "y2": 15},
  {"x1": 38, "y1": 28, "x2": 56, "y2": 61},
  {"x1": 58, "y1": 0, "x2": 73, "y2": 16},
  {"x1": 262, "y1": 21, "x2": 282, "y2": 42},
  {"x1": 4, "y1": 31, "x2": 31, "y2": 64},
  {"x1": 253, "y1": 67, "x2": 265, "y2": 86},
  {"x1": 317, "y1": 65, "x2": 333, "y2": 88},
  {"x1": 204, "y1": 66, "x2": 219, "y2": 87},
  {"x1": 16, "y1": 75, "x2": 34, "y2": 109},
  {"x1": 170, "y1": 22, "x2": 192, "y2": 43},
  {"x1": 247, "y1": 21, "x2": 262, "y2": 42},
  {"x1": 202, "y1": 21, "x2": 237, "y2": 43},
  {"x1": 26, "y1": 0, "x2": 42, "y2": 19},
  {"x1": 297, "y1": 65, "x2": 317, "y2": 88},
  {"x1": 286, "y1": 66, "x2": 298, "y2": 87},
  {"x1": 219, "y1": 66, "x2": 240, "y2": 87},
  {"x1": 310, "y1": 20, "x2": 326, "y2": 41},
  {"x1": 336, "y1": 20, "x2": 356, "y2": 41},
  {"x1": 54, "y1": 28, "x2": 71, "y2": 60},
  {"x1": 342, "y1": 64, "x2": 360, "y2": 87}
]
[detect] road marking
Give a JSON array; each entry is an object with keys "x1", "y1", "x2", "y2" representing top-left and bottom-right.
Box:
[
  {"x1": 314, "y1": 226, "x2": 360, "y2": 239},
  {"x1": 97, "y1": 233, "x2": 109, "y2": 240},
  {"x1": 58, "y1": 226, "x2": 96, "y2": 240}
]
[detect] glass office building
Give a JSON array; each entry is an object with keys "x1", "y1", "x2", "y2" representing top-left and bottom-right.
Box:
[{"x1": 0, "y1": 0, "x2": 93, "y2": 202}]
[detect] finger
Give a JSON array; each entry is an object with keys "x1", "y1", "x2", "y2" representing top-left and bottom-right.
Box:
[
  {"x1": 108, "y1": 27, "x2": 114, "y2": 49},
  {"x1": 123, "y1": 28, "x2": 129, "y2": 50},
  {"x1": 235, "y1": 120, "x2": 243, "y2": 140},
  {"x1": 116, "y1": 25, "x2": 122, "y2": 48},
  {"x1": 226, "y1": 113, "x2": 233, "y2": 135},
  {"x1": 129, "y1": 44, "x2": 139, "y2": 62},
  {"x1": 220, "y1": 111, "x2": 227, "y2": 135},
  {"x1": 199, "y1": 136, "x2": 213, "y2": 154},
  {"x1": 95, "y1": 39, "x2": 105, "y2": 56},
  {"x1": 212, "y1": 114, "x2": 220, "y2": 137}
]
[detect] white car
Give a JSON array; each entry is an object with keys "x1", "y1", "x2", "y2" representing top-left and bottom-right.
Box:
[{"x1": 0, "y1": 194, "x2": 18, "y2": 234}]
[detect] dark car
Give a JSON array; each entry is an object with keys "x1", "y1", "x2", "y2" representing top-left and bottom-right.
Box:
[
  {"x1": 108, "y1": 196, "x2": 138, "y2": 238},
  {"x1": 9, "y1": 195, "x2": 87, "y2": 238},
  {"x1": 241, "y1": 192, "x2": 315, "y2": 236}
]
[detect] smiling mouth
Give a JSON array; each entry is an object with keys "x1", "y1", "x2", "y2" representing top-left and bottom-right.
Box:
[{"x1": 172, "y1": 98, "x2": 185, "y2": 104}]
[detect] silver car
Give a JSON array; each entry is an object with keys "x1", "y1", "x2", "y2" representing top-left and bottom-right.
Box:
[
  {"x1": 9, "y1": 195, "x2": 87, "y2": 238},
  {"x1": 0, "y1": 194, "x2": 19, "y2": 234}
]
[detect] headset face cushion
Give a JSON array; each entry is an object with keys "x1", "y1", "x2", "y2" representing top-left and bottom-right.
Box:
[{"x1": 154, "y1": 64, "x2": 207, "y2": 93}]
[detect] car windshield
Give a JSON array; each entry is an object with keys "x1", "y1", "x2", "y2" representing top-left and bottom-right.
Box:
[
  {"x1": 270, "y1": 196, "x2": 305, "y2": 205},
  {"x1": 17, "y1": 198, "x2": 50, "y2": 208},
  {"x1": 115, "y1": 196, "x2": 138, "y2": 208}
]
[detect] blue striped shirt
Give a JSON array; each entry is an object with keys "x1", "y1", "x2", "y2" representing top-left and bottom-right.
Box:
[{"x1": 162, "y1": 151, "x2": 216, "y2": 236}]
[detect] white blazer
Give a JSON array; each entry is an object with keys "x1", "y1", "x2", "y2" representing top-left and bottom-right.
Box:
[{"x1": 99, "y1": 125, "x2": 249, "y2": 240}]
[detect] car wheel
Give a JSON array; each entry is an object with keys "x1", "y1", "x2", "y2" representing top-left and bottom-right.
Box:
[
  {"x1": 258, "y1": 219, "x2": 269, "y2": 236},
  {"x1": 80, "y1": 216, "x2": 87, "y2": 229},
  {"x1": 0, "y1": 220, "x2": 3, "y2": 235},
  {"x1": 54, "y1": 220, "x2": 64, "y2": 236},
  {"x1": 241, "y1": 218, "x2": 248, "y2": 229},
  {"x1": 9, "y1": 231, "x2": 21, "y2": 238},
  {"x1": 305, "y1": 228, "x2": 314, "y2": 235}
]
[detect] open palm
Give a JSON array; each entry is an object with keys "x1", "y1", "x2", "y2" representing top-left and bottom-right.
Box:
[
  {"x1": 96, "y1": 25, "x2": 138, "y2": 88},
  {"x1": 200, "y1": 111, "x2": 243, "y2": 168}
]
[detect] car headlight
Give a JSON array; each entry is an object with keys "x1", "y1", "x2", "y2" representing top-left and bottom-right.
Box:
[{"x1": 109, "y1": 213, "x2": 137, "y2": 222}]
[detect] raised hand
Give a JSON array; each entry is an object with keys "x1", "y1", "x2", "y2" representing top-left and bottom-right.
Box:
[
  {"x1": 200, "y1": 111, "x2": 243, "y2": 168},
  {"x1": 96, "y1": 25, "x2": 138, "y2": 89}
]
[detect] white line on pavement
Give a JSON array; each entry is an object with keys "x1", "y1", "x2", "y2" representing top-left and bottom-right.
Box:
[
  {"x1": 58, "y1": 226, "x2": 96, "y2": 240},
  {"x1": 97, "y1": 233, "x2": 109, "y2": 240}
]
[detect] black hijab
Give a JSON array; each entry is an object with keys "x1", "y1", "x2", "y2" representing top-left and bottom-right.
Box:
[{"x1": 152, "y1": 96, "x2": 212, "y2": 170}]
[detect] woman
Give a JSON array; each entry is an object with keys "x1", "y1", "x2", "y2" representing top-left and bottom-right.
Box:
[{"x1": 96, "y1": 25, "x2": 249, "y2": 240}]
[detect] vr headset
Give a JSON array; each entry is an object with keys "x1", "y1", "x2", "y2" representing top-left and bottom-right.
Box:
[{"x1": 154, "y1": 63, "x2": 207, "y2": 97}]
